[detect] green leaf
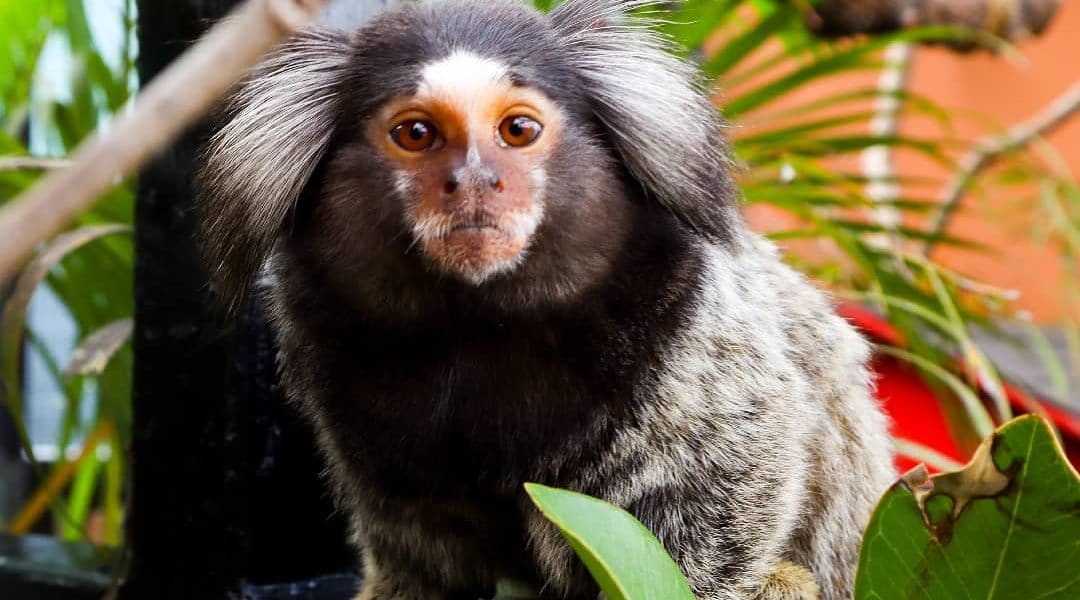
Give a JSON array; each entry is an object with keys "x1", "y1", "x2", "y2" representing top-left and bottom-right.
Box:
[
  {"x1": 0, "y1": 224, "x2": 131, "y2": 470},
  {"x1": 912, "y1": 260, "x2": 1011, "y2": 422},
  {"x1": 524, "y1": 483, "x2": 695, "y2": 600},
  {"x1": 62, "y1": 452, "x2": 102, "y2": 541},
  {"x1": 893, "y1": 438, "x2": 964, "y2": 473},
  {"x1": 63, "y1": 0, "x2": 93, "y2": 53},
  {"x1": 875, "y1": 345, "x2": 995, "y2": 439},
  {"x1": 661, "y1": 0, "x2": 741, "y2": 52},
  {"x1": 736, "y1": 111, "x2": 883, "y2": 146},
  {"x1": 1023, "y1": 325, "x2": 1071, "y2": 403},
  {"x1": 723, "y1": 26, "x2": 1002, "y2": 118},
  {"x1": 704, "y1": 8, "x2": 796, "y2": 77},
  {"x1": 855, "y1": 415, "x2": 1080, "y2": 600}
]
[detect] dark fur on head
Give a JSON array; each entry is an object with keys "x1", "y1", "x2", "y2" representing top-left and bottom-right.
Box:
[
  {"x1": 198, "y1": 2, "x2": 892, "y2": 599},
  {"x1": 198, "y1": 0, "x2": 739, "y2": 312}
]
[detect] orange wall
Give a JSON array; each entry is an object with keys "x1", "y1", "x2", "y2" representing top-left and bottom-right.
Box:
[
  {"x1": 739, "y1": 4, "x2": 1080, "y2": 323},
  {"x1": 901, "y1": 1, "x2": 1080, "y2": 323}
]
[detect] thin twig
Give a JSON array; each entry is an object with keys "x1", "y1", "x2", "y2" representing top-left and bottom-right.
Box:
[
  {"x1": 0, "y1": 157, "x2": 73, "y2": 172},
  {"x1": 0, "y1": 0, "x2": 327, "y2": 283},
  {"x1": 924, "y1": 81, "x2": 1080, "y2": 256},
  {"x1": 8, "y1": 420, "x2": 114, "y2": 535}
]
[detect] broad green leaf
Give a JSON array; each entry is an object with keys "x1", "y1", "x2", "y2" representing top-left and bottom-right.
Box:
[
  {"x1": 525, "y1": 483, "x2": 695, "y2": 600},
  {"x1": 855, "y1": 416, "x2": 1080, "y2": 600}
]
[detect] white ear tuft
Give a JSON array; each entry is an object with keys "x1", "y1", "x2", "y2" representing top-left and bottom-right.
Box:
[
  {"x1": 549, "y1": 0, "x2": 740, "y2": 241},
  {"x1": 198, "y1": 28, "x2": 351, "y2": 310}
]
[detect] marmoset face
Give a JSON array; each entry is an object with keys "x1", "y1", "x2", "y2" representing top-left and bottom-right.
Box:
[
  {"x1": 369, "y1": 51, "x2": 563, "y2": 285},
  {"x1": 296, "y1": 5, "x2": 634, "y2": 312}
]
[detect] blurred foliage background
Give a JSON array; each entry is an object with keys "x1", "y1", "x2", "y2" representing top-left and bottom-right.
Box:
[
  {"x1": 0, "y1": 0, "x2": 1075, "y2": 562},
  {"x1": 0, "y1": 0, "x2": 134, "y2": 546}
]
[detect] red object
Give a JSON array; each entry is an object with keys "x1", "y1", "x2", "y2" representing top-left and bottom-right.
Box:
[{"x1": 837, "y1": 303, "x2": 1080, "y2": 473}]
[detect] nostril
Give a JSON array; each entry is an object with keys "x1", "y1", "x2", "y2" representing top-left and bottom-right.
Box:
[
  {"x1": 490, "y1": 176, "x2": 504, "y2": 193},
  {"x1": 443, "y1": 175, "x2": 459, "y2": 195}
]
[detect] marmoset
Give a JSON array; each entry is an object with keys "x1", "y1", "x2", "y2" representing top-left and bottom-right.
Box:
[{"x1": 198, "y1": 1, "x2": 894, "y2": 598}]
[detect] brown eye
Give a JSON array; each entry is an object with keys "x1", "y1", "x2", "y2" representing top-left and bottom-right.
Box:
[
  {"x1": 498, "y1": 116, "x2": 543, "y2": 148},
  {"x1": 391, "y1": 120, "x2": 439, "y2": 152}
]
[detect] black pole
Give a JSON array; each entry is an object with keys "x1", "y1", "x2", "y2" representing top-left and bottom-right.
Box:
[
  {"x1": 125, "y1": 2, "x2": 368, "y2": 598},
  {"x1": 123, "y1": 2, "x2": 239, "y2": 598}
]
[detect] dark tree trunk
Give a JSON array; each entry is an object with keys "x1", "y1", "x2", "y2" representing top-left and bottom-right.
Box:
[{"x1": 808, "y1": 0, "x2": 1061, "y2": 46}]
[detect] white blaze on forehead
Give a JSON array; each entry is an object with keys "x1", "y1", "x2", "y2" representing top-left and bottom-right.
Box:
[{"x1": 418, "y1": 51, "x2": 511, "y2": 105}]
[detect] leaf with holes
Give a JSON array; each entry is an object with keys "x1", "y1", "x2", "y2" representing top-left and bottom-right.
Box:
[{"x1": 855, "y1": 415, "x2": 1080, "y2": 600}]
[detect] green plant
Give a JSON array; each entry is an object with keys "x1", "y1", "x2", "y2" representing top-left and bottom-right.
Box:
[
  {"x1": 855, "y1": 415, "x2": 1080, "y2": 599},
  {"x1": 525, "y1": 416, "x2": 1080, "y2": 600},
  {"x1": 525, "y1": 484, "x2": 696, "y2": 600},
  {"x1": 0, "y1": 0, "x2": 135, "y2": 544}
]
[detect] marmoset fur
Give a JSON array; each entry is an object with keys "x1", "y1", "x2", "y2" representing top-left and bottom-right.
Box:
[{"x1": 198, "y1": 1, "x2": 894, "y2": 598}]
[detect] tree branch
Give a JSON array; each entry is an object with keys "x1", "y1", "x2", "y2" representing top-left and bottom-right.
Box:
[
  {"x1": 807, "y1": 0, "x2": 1061, "y2": 47},
  {"x1": 0, "y1": 0, "x2": 327, "y2": 283},
  {"x1": 0, "y1": 157, "x2": 73, "y2": 172},
  {"x1": 923, "y1": 81, "x2": 1080, "y2": 256}
]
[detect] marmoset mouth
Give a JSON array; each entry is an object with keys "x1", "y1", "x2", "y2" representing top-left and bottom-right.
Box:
[
  {"x1": 419, "y1": 219, "x2": 530, "y2": 285},
  {"x1": 449, "y1": 222, "x2": 501, "y2": 233},
  {"x1": 442, "y1": 223, "x2": 519, "y2": 250}
]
